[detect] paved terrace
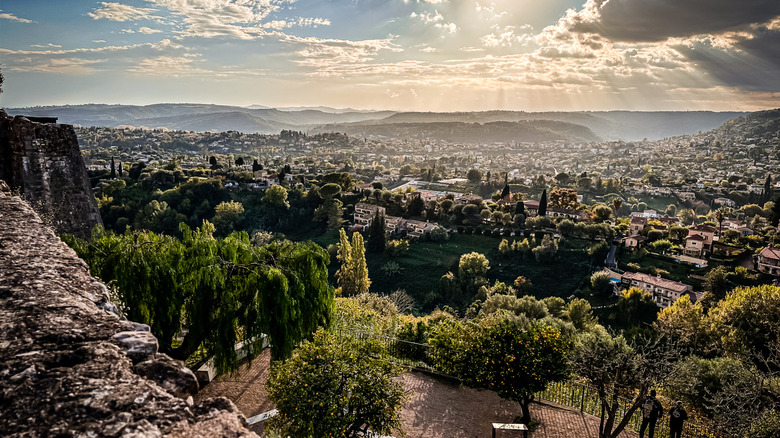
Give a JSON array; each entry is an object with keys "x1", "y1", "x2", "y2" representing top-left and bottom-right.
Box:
[{"x1": 197, "y1": 350, "x2": 639, "y2": 438}]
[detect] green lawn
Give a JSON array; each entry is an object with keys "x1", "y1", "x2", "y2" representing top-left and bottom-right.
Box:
[{"x1": 364, "y1": 233, "x2": 597, "y2": 313}]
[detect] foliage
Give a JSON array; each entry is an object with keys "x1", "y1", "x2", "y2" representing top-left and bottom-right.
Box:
[
  {"x1": 654, "y1": 295, "x2": 711, "y2": 355},
  {"x1": 532, "y1": 234, "x2": 558, "y2": 262},
  {"x1": 266, "y1": 329, "x2": 407, "y2": 438},
  {"x1": 617, "y1": 287, "x2": 658, "y2": 327},
  {"x1": 458, "y1": 251, "x2": 490, "y2": 278},
  {"x1": 212, "y1": 200, "x2": 245, "y2": 235},
  {"x1": 708, "y1": 285, "x2": 780, "y2": 367},
  {"x1": 367, "y1": 211, "x2": 386, "y2": 253},
  {"x1": 336, "y1": 229, "x2": 371, "y2": 297},
  {"x1": 570, "y1": 331, "x2": 677, "y2": 438},
  {"x1": 63, "y1": 223, "x2": 334, "y2": 371},
  {"x1": 430, "y1": 312, "x2": 571, "y2": 423},
  {"x1": 264, "y1": 184, "x2": 290, "y2": 208},
  {"x1": 549, "y1": 188, "x2": 579, "y2": 210},
  {"x1": 590, "y1": 269, "x2": 613, "y2": 295},
  {"x1": 385, "y1": 239, "x2": 410, "y2": 257}
]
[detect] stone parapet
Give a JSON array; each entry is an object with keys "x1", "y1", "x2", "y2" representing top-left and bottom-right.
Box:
[{"x1": 0, "y1": 188, "x2": 256, "y2": 437}]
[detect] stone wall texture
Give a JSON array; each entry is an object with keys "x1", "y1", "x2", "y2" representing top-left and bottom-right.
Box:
[
  {"x1": 0, "y1": 186, "x2": 257, "y2": 437},
  {"x1": 0, "y1": 110, "x2": 102, "y2": 238}
]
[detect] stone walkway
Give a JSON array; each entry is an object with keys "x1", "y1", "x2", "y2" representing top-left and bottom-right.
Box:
[{"x1": 196, "y1": 350, "x2": 638, "y2": 438}]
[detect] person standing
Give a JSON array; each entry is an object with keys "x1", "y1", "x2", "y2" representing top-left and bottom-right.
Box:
[
  {"x1": 669, "y1": 400, "x2": 688, "y2": 438},
  {"x1": 639, "y1": 389, "x2": 664, "y2": 438}
]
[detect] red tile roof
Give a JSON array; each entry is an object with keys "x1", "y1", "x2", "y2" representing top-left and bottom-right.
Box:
[
  {"x1": 622, "y1": 271, "x2": 691, "y2": 293},
  {"x1": 758, "y1": 246, "x2": 780, "y2": 261}
]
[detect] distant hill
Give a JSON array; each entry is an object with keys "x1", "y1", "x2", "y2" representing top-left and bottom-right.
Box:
[
  {"x1": 710, "y1": 108, "x2": 780, "y2": 143},
  {"x1": 332, "y1": 110, "x2": 745, "y2": 141},
  {"x1": 310, "y1": 120, "x2": 602, "y2": 143},
  {"x1": 5, "y1": 104, "x2": 746, "y2": 140},
  {"x1": 5, "y1": 104, "x2": 396, "y2": 134}
]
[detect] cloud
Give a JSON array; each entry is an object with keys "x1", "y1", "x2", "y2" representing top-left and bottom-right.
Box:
[
  {"x1": 0, "y1": 39, "x2": 186, "y2": 75},
  {"x1": 410, "y1": 11, "x2": 443, "y2": 24},
  {"x1": 563, "y1": 0, "x2": 780, "y2": 42},
  {"x1": 481, "y1": 25, "x2": 534, "y2": 48},
  {"x1": 283, "y1": 35, "x2": 402, "y2": 68},
  {"x1": 0, "y1": 11, "x2": 32, "y2": 23},
  {"x1": 138, "y1": 27, "x2": 163, "y2": 34},
  {"x1": 31, "y1": 43, "x2": 63, "y2": 49},
  {"x1": 435, "y1": 22, "x2": 457, "y2": 34},
  {"x1": 89, "y1": 2, "x2": 160, "y2": 22},
  {"x1": 128, "y1": 55, "x2": 208, "y2": 76}
]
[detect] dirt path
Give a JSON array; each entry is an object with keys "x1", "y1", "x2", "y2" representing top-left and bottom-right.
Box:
[{"x1": 196, "y1": 350, "x2": 638, "y2": 438}]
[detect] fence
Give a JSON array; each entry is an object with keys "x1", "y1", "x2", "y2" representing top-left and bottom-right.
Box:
[{"x1": 348, "y1": 330, "x2": 728, "y2": 438}]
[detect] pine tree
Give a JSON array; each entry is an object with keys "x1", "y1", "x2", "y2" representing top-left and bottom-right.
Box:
[{"x1": 539, "y1": 189, "x2": 548, "y2": 217}]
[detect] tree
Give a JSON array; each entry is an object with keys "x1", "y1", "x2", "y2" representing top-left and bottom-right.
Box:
[
  {"x1": 654, "y1": 295, "x2": 710, "y2": 355},
  {"x1": 407, "y1": 194, "x2": 425, "y2": 217},
  {"x1": 430, "y1": 314, "x2": 571, "y2": 424},
  {"x1": 617, "y1": 287, "x2": 657, "y2": 327},
  {"x1": 555, "y1": 172, "x2": 570, "y2": 185},
  {"x1": 110, "y1": 157, "x2": 116, "y2": 179},
  {"x1": 314, "y1": 198, "x2": 344, "y2": 230},
  {"x1": 538, "y1": 189, "x2": 548, "y2": 216},
  {"x1": 252, "y1": 159, "x2": 263, "y2": 172},
  {"x1": 264, "y1": 184, "x2": 290, "y2": 208},
  {"x1": 467, "y1": 169, "x2": 482, "y2": 183},
  {"x1": 701, "y1": 265, "x2": 732, "y2": 308},
  {"x1": 512, "y1": 275, "x2": 533, "y2": 295},
  {"x1": 532, "y1": 234, "x2": 558, "y2": 262},
  {"x1": 0, "y1": 65, "x2": 4, "y2": 93},
  {"x1": 591, "y1": 204, "x2": 612, "y2": 223},
  {"x1": 566, "y1": 298, "x2": 598, "y2": 331},
  {"x1": 209, "y1": 156, "x2": 218, "y2": 169},
  {"x1": 63, "y1": 223, "x2": 333, "y2": 371},
  {"x1": 367, "y1": 211, "x2": 386, "y2": 253},
  {"x1": 337, "y1": 230, "x2": 371, "y2": 297},
  {"x1": 549, "y1": 188, "x2": 579, "y2": 210},
  {"x1": 612, "y1": 199, "x2": 623, "y2": 218},
  {"x1": 570, "y1": 332, "x2": 677, "y2": 438},
  {"x1": 212, "y1": 200, "x2": 245, "y2": 235},
  {"x1": 458, "y1": 252, "x2": 490, "y2": 279},
  {"x1": 709, "y1": 285, "x2": 780, "y2": 368},
  {"x1": 266, "y1": 329, "x2": 406, "y2": 438},
  {"x1": 234, "y1": 156, "x2": 245, "y2": 166}
]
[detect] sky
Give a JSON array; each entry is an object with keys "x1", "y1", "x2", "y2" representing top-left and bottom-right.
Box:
[{"x1": 1, "y1": 0, "x2": 779, "y2": 112}]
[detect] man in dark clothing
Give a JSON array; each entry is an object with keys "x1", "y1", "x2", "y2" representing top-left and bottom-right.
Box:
[
  {"x1": 669, "y1": 400, "x2": 688, "y2": 438},
  {"x1": 639, "y1": 390, "x2": 664, "y2": 438}
]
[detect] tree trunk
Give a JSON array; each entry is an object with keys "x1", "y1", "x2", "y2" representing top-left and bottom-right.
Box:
[
  {"x1": 520, "y1": 396, "x2": 533, "y2": 424},
  {"x1": 169, "y1": 331, "x2": 203, "y2": 361}
]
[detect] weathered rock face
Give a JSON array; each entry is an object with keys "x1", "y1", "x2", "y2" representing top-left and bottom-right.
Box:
[
  {"x1": 0, "y1": 109, "x2": 101, "y2": 238},
  {"x1": 0, "y1": 187, "x2": 256, "y2": 437}
]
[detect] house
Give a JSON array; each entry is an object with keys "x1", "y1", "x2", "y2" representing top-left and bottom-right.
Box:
[
  {"x1": 754, "y1": 246, "x2": 780, "y2": 276},
  {"x1": 523, "y1": 200, "x2": 539, "y2": 217},
  {"x1": 353, "y1": 202, "x2": 386, "y2": 226},
  {"x1": 683, "y1": 224, "x2": 717, "y2": 257},
  {"x1": 624, "y1": 235, "x2": 646, "y2": 249},
  {"x1": 713, "y1": 197, "x2": 736, "y2": 207},
  {"x1": 456, "y1": 194, "x2": 484, "y2": 204},
  {"x1": 676, "y1": 191, "x2": 696, "y2": 202},
  {"x1": 629, "y1": 217, "x2": 648, "y2": 235},
  {"x1": 547, "y1": 207, "x2": 590, "y2": 221},
  {"x1": 621, "y1": 271, "x2": 695, "y2": 308}
]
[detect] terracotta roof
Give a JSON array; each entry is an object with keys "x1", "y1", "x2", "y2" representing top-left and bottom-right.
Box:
[
  {"x1": 759, "y1": 246, "x2": 780, "y2": 261},
  {"x1": 686, "y1": 234, "x2": 705, "y2": 241},
  {"x1": 524, "y1": 200, "x2": 540, "y2": 207},
  {"x1": 690, "y1": 224, "x2": 717, "y2": 233},
  {"x1": 622, "y1": 271, "x2": 691, "y2": 293},
  {"x1": 630, "y1": 217, "x2": 647, "y2": 224}
]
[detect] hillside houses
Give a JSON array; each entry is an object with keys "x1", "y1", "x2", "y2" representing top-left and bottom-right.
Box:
[
  {"x1": 353, "y1": 202, "x2": 436, "y2": 239},
  {"x1": 620, "y1": 271, "x2": 695, "y2": 308},
  {"x1": 754, "y1": 246, "x2": 780, "y2": 277}
]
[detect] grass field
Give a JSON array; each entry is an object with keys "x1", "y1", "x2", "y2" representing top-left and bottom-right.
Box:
[{"x1": 361, "y1": 233, "x2": 598, "y2": 313}]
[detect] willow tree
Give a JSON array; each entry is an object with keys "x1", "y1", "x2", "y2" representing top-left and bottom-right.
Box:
[{"x1": 64, "y1": 222, "x2": 334, "y2": 372}]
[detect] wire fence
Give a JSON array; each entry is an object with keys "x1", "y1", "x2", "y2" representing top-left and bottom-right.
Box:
[{"x1": 347, "y1": 330, "x2": 728, "y2": 438}]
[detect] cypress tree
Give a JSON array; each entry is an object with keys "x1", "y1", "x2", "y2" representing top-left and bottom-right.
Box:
[
  {"x1": 367, "y1": 211, "x2": 386, "y2": 253},
  {"x1": 539, "y1": 189, "x2": 548, "y2": 217},
  {"x1": 110, "y1": 157, "x2": 116, "y2": 179}
]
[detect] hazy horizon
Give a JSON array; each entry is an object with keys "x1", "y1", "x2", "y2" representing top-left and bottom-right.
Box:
[{"x1": 2, "y1": 1, "x2": 779, "y2": 112}]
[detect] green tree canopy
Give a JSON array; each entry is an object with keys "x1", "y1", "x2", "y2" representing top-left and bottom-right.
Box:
[
  {"x1": 266, "y1": 329, "x2": 406, "y2": 438},
  {"x1": 63, "y1": 222, "x2": 334, "y2": 371}
]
